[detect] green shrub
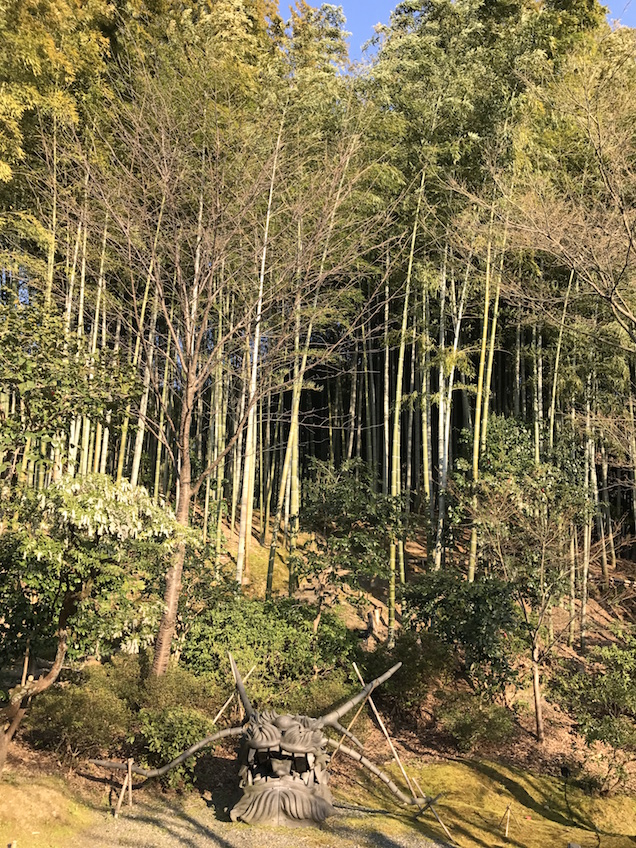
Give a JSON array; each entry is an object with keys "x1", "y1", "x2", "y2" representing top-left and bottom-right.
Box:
[
  {"x1": 103, "y1": 653, "x2": 146, "y2": 706},
  {"x1": 136, "y1": 705, "x2": 216, "y2": 788},
  {"x1": 28, "y1": 683, "x2": 132, "y2": 759},
  {"x1": 549, "y1": 637, "x2": 636, "y2": 791},
  {"x1": 404, "y1": 571, "x2": 520, "y2": 696},
  {"x1": 435, "y1": 692, "x2": 516, "y2": 752},
  {"x1": 141, "y1": 665, "x2": 223, "y2": 717},
  {"x1": 26, "y1": 655, "x2": 226, "y2": 780},
  {"x1": 179, "y1": 597, "x2": 357, "y2": 710},
  {"x1": 25, "y1": 599, "x2": 360, "y2": 781},
  {"x1": 287, "y1": 668, "x2": 354, "y2": 717},
  {"x1": 299, "y1": 459, "x2": 400, "y2": 588},
  {"x1": 363, "y1": 631, "x2": 452, "y2": 716}
]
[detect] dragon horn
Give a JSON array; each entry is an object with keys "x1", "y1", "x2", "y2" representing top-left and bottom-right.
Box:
[
  {"x1": 229, "y1": 652, "x2": 256, "y2": 719},
  {"x1": 332, "y1": 721, "x2": 364, "y2": 750},
  {"x1": 317, "y1": 662, "x2": 401, "y2": 727}
]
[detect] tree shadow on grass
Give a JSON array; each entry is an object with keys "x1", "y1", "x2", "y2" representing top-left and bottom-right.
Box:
[
  {"x1": 462, "y1": 759, "x2": 589, "y2": 828},
  {"x1": 458, "y1": 759, "x2": 636, "y2": 843}
]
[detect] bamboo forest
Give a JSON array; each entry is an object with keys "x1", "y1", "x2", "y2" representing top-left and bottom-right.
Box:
[{"x1": 1, "y1": 1, "x2": 636, "y2": 846}]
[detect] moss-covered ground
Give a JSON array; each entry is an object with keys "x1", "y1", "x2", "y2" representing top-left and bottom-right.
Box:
[
  {"x1": 334, "y1": 757, "x2": 636, "y2": 848},
  {"x1": 3, "y1": 757, "x2": 635, "y2": 848}
]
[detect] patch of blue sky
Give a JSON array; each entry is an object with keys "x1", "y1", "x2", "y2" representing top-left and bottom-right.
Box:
[{"x1": 334, "y1": 0, "x2": 635, "y2": 61}]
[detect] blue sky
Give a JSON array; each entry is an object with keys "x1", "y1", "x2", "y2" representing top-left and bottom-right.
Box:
[{"x1": 338, "y1": 0, "x2": 636, "y2": 59}]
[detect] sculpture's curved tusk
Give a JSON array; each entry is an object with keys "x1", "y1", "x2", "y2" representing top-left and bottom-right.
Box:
[
  {"x1": 89, "y1": 725, "x2": 244, "y2": 778},
  {"x1": 229, "y1": 652, "x2": 256, "y2": 719},
  {"x1": 317, "y1": 662, "x2": 402, "y2": 727},
  {"x1": 326, "y1": 738, "x2": 428, "y2": 808}
]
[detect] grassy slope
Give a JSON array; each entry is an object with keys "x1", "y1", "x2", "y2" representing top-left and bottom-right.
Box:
[
  {"x1": 335, "y1": 758, "x2": 636, "y2": 848},
  {"x1": 0, "y1": 771, "x2": 97, "y2": 848}
]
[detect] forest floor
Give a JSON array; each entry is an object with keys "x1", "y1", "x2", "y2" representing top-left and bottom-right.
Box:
[{"x1": 3, "y1": 738, "x2": 636, "y2": 848}]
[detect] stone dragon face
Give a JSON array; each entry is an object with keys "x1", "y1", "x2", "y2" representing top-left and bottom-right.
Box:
[
  {"x1": 230, "y1": 710, "x2": 334, "y2": 825},
  {"x1": 226, "y1": 654, "x2": 404, "y2": 827}
]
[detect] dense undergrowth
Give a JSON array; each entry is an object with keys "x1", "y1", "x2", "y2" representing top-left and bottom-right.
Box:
[
  {"x1": 18, "y1": 592, "x2": 636, "y2": 797},
  {"x1": 1, "y1": 472, "x2": 634, "y2": 800},
  {"x1": 24, "y1": 597, "x2": 361, "y2": 788}
]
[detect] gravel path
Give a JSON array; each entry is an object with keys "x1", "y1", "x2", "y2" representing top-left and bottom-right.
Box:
[{"x1": 77, "y1": 794, "x2": 448, "y2": 848}]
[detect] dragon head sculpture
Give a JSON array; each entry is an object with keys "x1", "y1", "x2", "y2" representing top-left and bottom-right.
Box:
[
  {"x1": 226, "y1": 653, "x2": 401, "y2": 825},
  {"x1": 231, "y1": 709, "x2": 333, "y2": 825}
]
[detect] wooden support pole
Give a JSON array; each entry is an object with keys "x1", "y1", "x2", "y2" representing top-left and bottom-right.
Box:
[
  {"x1": 330, "y1": 693, "x2": 372, "y2": 762},
  {"x1": 412, "y1": 776, "x2": 454, "y2": 844},
  {"x1": 498, "y1": 802, "x2": 515, "y2": 838},
  {"x1": 127, "y1": 758, "x2": 133, "y2": 807},
  {"x1": 353, "y1": 662, "x2": 416, "y2": 799},
  {"x1": 21, "y1": 639, "x2": 30, "y2": 686},
  {"x1": 114, "y1": 772, "x2": 129, "y2": 818}
]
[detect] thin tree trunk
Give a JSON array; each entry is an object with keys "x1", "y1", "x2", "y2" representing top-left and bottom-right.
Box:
[
  {"x1": 480, "y1": 225, "x2": 506, "y2": 455},
  {"x1": 581, "y1": 379, "x2": 592, "y2": 653},
  {"x1": 362, "y1": 323, "x2": 375, "y2": 479},
  {"x1": 532, "y1": 324, "x2": 541, "y2": 466},
  {"x1": 630, "y1": 395, "x2": 636, "y2": 538},
  {"x1": 388, "y1": 172, "x2": 423, "y2": 644},
  {"x1": 116, "y1": 197, "x2": 165, "y2": 483},
  {"x1": 433, "y1": 247, "x2": 448, "y2": 571},
  {"x1": 153, "y1": 323, "x2": 172, "y2": 502},
  {"x1": 600, "y1": 438, "x2": 617, "y2": 572},
  {"x1": 468, "y1": 212, "x2": 494, "y2": 582},
  {"x1": 435, "y1": 257, "x2": 469, "y2": 570},
  {"x1": 288, "y1": 302, "x2": 302, "y2": 595},
  {"x1": 383, "y1": 274, "x2": 390, "y2": 497},
  {"x1": 151, "y1": 372, "x2": 194, "y2": 676},
  {"x1": 236, "y1": 119, "x2": 283, "y2": 586},
  {"x1": 590, "y1": 435, "x2": 609, "y2": 589},
  {"x1": 421, "y1": 286, "x2": 433, "y2": 528},
  {"x1": 531, "y1": 642, "x2": 545, "y2": 744},
  {"x1": 231, "y1": 353, "x2": 248, "y2": 536},
  {"x1": 404, "y1": 324, "x2": 417, "y2": 512},
  {"x1": 568, "y1": 525, "x2": 576, "y2": 648},
  {"x1": 346, "y1": 345, "x2": 358, "y2": 462},
  {"x1": 514, "y1": 309, "x2": 521, "y2": 418},
  {"x1": 548, "y1": 270, "x2": 574, "y2": 455},
  {"x1": 44, "y1": 113, "x2": 57, "y2": 311},
  {"x1": 130, "y1": 289, "x2": 159, "y2": 487}
]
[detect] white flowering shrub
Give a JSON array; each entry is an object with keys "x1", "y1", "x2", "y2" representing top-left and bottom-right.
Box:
[{"x1": 0, "y1": 474, "x2": 186, "y2": 666}]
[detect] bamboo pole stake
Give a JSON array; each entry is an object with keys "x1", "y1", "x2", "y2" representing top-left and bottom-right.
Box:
[
  {"x1": 412, "y1": 776, "x2": 454, "y2": 843},
  {"x1": 127, "y1": 758, "x2": 133, "y2": 807},
  {"x1": 114, "y1": 771, "x2": 129, "y2": 818},
  {"x1": 353, "y1": 663, "x2": 416, "y2": 799},
  {"x1": 21, "y1": 640, "x2": 30, "y2": 686},
  {"x1": 498, "y1": 801, "x2": 517, "y2": 837},
  {"x1": 329, "y1": 694, "x2": 372, "y2": 762}
]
